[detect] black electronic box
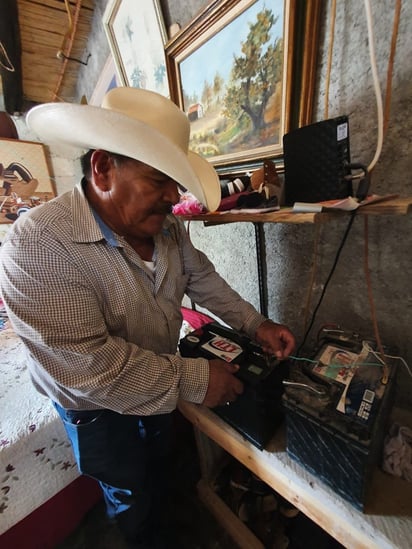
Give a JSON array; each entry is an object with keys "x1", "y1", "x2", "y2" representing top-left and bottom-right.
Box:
[
  {"x1": 179, "y1": 321, "x2": 289, "y2": 449},
  {"x1": 283, "y1": 115, "x2": 352, "y2": 206},
  {"x1": 282, "y1": 329, "x2": 397, "y2": 510}
]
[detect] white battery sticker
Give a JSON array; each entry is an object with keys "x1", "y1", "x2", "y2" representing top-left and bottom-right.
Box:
[
  {"x1": 337, "y1": 122, "x2": 348, "y2": 141},
  {"x1": 201, "y1": 335, "x2": 243, "y2": 362}
]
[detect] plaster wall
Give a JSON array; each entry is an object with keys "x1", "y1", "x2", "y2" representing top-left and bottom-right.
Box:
[{"x1": 6, "y1": 0, "x2": 411, "y2": 406}]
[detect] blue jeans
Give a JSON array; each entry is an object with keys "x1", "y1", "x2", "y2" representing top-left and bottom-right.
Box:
[{"x1": 53, "y1": 403, "x2": 173, "y2": 544}]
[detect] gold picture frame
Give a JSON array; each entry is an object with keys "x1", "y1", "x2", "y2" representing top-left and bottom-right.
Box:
[
  {"x1": 89, "y1": 55, "x2": 120, "y2": 106},
  {"x1": 103, "y1": 0, "x2": 169, "y2": 97},
  {"x1": 165, "y1": 0, "x2": 321, "y2": 167},
  {"x1": 0, "y1": 138, "x2": 55, "y2": 225}
]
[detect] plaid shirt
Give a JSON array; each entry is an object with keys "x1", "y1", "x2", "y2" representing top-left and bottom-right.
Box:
[{"x1": 0, "y1": 182, "x2": 266, "y2": 414}]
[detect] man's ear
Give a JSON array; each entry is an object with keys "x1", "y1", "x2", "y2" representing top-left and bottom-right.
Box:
[{"x1": 91, "y1": 150, "x2": 113, "y2": 191}]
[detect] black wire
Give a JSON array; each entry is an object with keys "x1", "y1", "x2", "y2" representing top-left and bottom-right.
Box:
[{"x1": 296, "y1": 211, "x2": 357, "y2": 356}]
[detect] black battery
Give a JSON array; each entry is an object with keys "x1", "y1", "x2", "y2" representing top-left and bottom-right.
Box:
[
  {"x1": 282, "y1": 335, "x2": 397, "y2": 511},
  {"x1": 179, "y1": 321, "x2": 289, "y2": 449}
]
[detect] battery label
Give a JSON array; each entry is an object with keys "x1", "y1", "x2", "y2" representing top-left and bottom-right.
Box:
[
  {"x1": 337, "y1": 122, "x2": 348, "y2": 141},
  {"x1": 201, "y1": 335, "x2": 243, "y2": 362}
]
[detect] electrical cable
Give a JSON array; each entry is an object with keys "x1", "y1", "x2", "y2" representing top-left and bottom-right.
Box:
[
  {"x1": 61, "y1": 0, "x2": 74, "y2": 52},
  {"x1": 301, "y1": 0, "x2": 337, "y2": 339},
  {"x1": 363, "y1": 215, "x2": 389, "y2": 383},
  {"x1": 363, "y1": 0, "x2": 384, "y2": 174},
  {"x1": 361, "y1": 1, "x2": 402, "y2": 383},
  {"x1": 323, "y1": 0, "x2": 336, "y2": 119},
  {"x1": 302, "y1": 223, "x2": 321, "y2": 335},
  {"x1": 296, "y1": 212, "x2": 357, "y2": 356},
  {"x1": 383, "y1": 0, "x2": 402, "y2": 135},
  {"x1": 289, "y1": 352, "x2": 411, "y2": 379},
  {"x1": 52, "y1": 0, "x2": 84, "y2": 101}
]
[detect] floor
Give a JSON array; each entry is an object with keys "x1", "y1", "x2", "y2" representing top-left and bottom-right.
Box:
[{"x1": 56, "y1": 413, "x2": 344, "y2": 549}]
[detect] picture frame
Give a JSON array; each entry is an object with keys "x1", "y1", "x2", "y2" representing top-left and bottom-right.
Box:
[
  {"x1": 0, "y1": 138, "x2": 56, "y2": 226},
  {"x1": 165, "y1": 0, "x2": 322, "y2": 167},
  {"x1": 103, "y1": 0, "x2": 169, "y2": 97},
  {"x1": 89, "y1": 55, "x2": 120, "y2": 106}
]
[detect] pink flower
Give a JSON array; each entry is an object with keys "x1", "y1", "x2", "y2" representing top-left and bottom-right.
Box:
[{"x1": 172, "y1": 193, "x2": 205, "y2": 215}]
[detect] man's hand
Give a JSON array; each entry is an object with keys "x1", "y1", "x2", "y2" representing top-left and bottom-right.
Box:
[
  {"x1": 255, "y1": 320, "x2": 296, "y2": 360},
  {"x1": 202, "y1": 359, "x2": 244, "y2": 408}
]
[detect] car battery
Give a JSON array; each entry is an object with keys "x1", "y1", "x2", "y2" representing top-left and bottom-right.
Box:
[
  {"x1": 282, "y1": 330, "x2": 397, "y2": 510},
  {"x1": 179, "y1": 321, "x2": 289, "y2": 449}
]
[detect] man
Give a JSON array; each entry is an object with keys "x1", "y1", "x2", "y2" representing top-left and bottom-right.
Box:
[{"x1": 0, "y1": 88, "x2": 295, "y2": 548}]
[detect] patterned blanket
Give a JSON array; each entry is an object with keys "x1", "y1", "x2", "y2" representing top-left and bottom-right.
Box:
[{"x1": 0, "y1": 329, "x2": 79, "y2": 535}]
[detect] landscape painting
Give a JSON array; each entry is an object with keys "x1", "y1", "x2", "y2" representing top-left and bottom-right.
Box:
[{"x1": 170, "y1": 0, "x2": 287, "y2": 165}]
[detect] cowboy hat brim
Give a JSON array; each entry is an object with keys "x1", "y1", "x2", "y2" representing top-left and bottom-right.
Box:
[{"x1": 26, "y1": 102, "x2": 221, "y2": 212}]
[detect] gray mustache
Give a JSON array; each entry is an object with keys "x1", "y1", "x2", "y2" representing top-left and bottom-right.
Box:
[{"x1": 153, "y1": 204, "x2": 173, "y2": 215}]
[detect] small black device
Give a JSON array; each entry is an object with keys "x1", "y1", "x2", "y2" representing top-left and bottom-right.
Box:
[
  {"x1": 282, "y1": 329, "x2": 397, "y2": 510},
  {"x1": 283, "y1": 115, "x2": 352, "y2": 206},
  {"x1": 179, "y1": 322, "x2": 288, "y2": 449}
]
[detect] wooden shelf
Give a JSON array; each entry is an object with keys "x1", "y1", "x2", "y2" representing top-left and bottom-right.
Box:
[
  {"x1": 180, "y1": 196, "x2": 412, "y2": 225},
  {"x1": 180, "y1": 401, "x2": 412, "y2": 549}
]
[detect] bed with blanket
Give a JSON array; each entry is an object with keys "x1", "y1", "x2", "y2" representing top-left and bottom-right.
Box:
[{"x1": 0, "y1": 325, "x2": 101, "y2": 548}]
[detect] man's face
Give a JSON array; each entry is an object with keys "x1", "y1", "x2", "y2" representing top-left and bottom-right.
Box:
[{"x1": 91, "y1": 151, "x2": 181, "y2": 240}]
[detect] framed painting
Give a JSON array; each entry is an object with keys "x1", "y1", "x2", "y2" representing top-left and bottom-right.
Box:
[
  {"x1": 165, "y1": 0, "x2": 321, "y2": 167},
  {"x1": 89, "y1": 55, "x2": 120, "y2": 106},
  {"x1": 103, "y1": 0, "x2": 169, "y2": 97},
  {"x1": 0, "y1": 138, "x2": 55, "y2": 225}
]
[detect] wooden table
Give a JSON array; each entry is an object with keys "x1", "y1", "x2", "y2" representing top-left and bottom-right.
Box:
[{"x1": 178, "y1": 401, "x2": 412, "y2": 549}]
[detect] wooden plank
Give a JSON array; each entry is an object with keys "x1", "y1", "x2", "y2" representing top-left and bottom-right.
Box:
[
  {"x1": 179, "y1": 401, "x2": 412, "y2": 549},
  {"x1": 19, "y1": 4, "x2": 72, "y2": 30},
  {"x1": 356, "y1": 196, "x2": 412, "y2": 215},
  {"x1": 180, "y1": 209, "x2": 332, "y2": 225},
  {"x1": 180, "y1": 197, "x2": 412, "y2": 225},
  {"x1": 19, "y1": 0, "x2": 94, "y2": 12},
  {"x1": 197, "y1": 479, "x2": 265, "y2": 549}
]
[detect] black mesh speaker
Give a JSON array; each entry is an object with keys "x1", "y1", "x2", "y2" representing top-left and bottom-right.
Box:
[{"x1": 283, "y1": 116, "x2": 352, "y2": 206}]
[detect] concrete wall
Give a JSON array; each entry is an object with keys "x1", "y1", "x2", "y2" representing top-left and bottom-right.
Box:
[{"x1": 7, "y1": 0, "x2": 412, "y2": 406}]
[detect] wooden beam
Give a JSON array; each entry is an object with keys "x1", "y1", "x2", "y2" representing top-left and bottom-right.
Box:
[{"x1": 0, "y1": 0, "x2": 23, "y2": 113}]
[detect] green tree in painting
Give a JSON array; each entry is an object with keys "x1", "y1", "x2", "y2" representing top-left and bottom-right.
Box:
[{"x1": 223, "y1": 8, "x2": 283, "y2": 132}]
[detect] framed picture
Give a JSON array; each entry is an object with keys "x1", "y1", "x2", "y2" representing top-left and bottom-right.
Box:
[
  {"x1": 165, "y1": 0, "x2": 321, "y2": 167},
  {"x1": 103, "y1": 0, "x2": 169, "y2": 97},
  {"x1": 89, "y1": 55, "x2": 120, "y2": 106},
  {"x1": 0, "y1": 138, "x2": 56, "y2": 225}
]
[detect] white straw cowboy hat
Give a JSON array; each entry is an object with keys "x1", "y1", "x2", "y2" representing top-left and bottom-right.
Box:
[{"x1": 26, "y1": 87, "x2": 221, "y2": 211}]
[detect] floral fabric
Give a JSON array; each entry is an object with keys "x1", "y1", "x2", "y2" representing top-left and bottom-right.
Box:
[{"x1": 0, "y1": 328, "x2": 79, "y2": 535}]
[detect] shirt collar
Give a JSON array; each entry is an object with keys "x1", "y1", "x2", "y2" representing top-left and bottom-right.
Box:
[
  {"x1": 71, "y1": 179, "x2": 174, "y2": 245},
  {"x1": 72, "y1": 179, "x2": 123, "y2": 246},
  {"x1": 90, "y1": 208, "x2": 119, "y2": 247}
]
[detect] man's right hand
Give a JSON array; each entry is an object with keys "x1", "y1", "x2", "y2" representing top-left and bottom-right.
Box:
[{"x1": 201, "y1": 359, "x2": 244, "y2": 408}]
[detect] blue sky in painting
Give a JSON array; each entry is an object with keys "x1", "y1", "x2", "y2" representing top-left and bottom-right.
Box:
[{"x1": 180, "y1": 0, "x2": 284, "y2": 101}]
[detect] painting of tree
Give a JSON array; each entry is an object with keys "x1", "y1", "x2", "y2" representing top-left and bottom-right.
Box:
[{"x1": 179, "y1": 0, "x2": 285, "y2": 162}]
